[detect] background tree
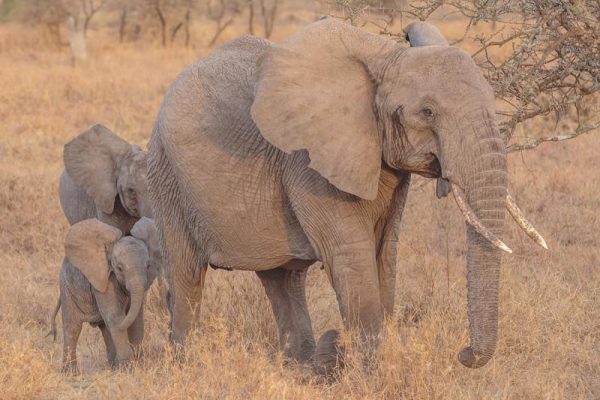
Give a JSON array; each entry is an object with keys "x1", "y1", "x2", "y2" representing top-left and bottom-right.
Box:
[
  {"x1": 247, "y1": 0, "x2": 254, "y2": 34},
  {"x1": 22, "y1": 0, "x2": 106, "y2": 59},
  {"x1": 258, "y1": 0, "x2": 278, "y2": 38},
  {"x1": 206, "y1": 0, "x2": 241, "y2": 46}
]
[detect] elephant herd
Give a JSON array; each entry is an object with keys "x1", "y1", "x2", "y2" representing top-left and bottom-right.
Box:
[{"x1": 50, "y1": 19, "x2": 548, "y2": 375}]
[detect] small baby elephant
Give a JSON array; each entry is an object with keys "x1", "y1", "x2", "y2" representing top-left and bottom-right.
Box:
[{"x1": 49, "y1": 217, "x2": 159, "y2": 372}]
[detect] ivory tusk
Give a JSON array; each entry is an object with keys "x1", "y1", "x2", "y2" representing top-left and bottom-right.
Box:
[
  {"x1": 506, "y1": 193, "x2": 549, "y2": 250},
  {"x1": 451, "y1": 184, "x2": 513, "y2": 254}
]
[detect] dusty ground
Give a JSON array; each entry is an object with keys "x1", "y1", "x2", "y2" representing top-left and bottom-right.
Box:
[{"x1": 0, "y1": 10, "x2": 598, "y2": 400}]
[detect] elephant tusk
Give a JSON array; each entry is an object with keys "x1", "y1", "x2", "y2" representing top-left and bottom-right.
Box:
[
  {"x1": 451, "y1": 184, "x2": 513, "y2": 254},
  {"x1": 506, "y1": 193, "x2": 548, "y2": 250}
]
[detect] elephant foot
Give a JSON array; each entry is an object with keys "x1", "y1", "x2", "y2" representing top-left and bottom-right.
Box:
[
  {"x1": 283, "y1": 338, "x2": 316, "y2": 365},
  {"x1": 61, "y1": 361, "x2": 79, "y2": 375},
  {"x1": 131, "y1": 344, "x2": 144, "y2": 360},
  {"x1": 312, "y1": 329, "x2": 344, "y2": 377},
  {"x1": 166, "y1": 340, "x2": 186, "y2": 366},
  {"x1": 113, "y1": 358, "x2": 134, "y2": 371}
]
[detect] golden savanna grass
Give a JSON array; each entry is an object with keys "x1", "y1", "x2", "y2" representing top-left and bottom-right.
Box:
[{"x1": 0, "y1": 9, "x2": 598, "y2": 399}]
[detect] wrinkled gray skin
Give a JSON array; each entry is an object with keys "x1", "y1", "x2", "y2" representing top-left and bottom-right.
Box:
[
  {"x1": 59, "y1": 124, "x2": 153, "y2": 235},
  {"x1": 148, "y1": 18, "x2": 510, "y2": 371},
  {"x1": 403, "y1": 21, "x2": 449, "y2": 47},
  {"x1": 49, "y1": 218, "x2": 159, "y2": 372}
]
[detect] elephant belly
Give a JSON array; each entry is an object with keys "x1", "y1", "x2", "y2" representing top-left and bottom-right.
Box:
[{"x1": 185, "y1": 156, "x2": 315, "y2": 271}]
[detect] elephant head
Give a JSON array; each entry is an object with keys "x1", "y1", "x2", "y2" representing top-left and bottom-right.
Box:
[
  {"x1": 65, "y1": 218, "x2": 158, "y2": 331},
  {"x1": 251, "y1": 18, "x2": 546, "y2": 368},
  {"x1": 64, "y1": 124, "x2": 152, "y2": 219}
]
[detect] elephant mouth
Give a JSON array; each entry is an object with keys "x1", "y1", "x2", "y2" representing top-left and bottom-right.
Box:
[{"x1": 406, "y1": 152, "x2": 441, "y2": 178}]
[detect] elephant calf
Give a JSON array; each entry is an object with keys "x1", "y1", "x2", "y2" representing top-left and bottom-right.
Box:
[{"x1": 49, "y1": 217, "x2": 160, "y2": 372}]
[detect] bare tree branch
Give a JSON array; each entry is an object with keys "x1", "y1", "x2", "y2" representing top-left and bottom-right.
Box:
[{"x1": 506, "y1": 123, "x2": 600, "y2": 153}]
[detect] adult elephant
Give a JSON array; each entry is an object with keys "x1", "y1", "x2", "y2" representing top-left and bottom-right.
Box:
[
  {"x1": 59, "y1": 124, "x2": 153, "y2": 233},
  {"x1": 147, "y1": 18, "x2": 546, "y2": 370}
]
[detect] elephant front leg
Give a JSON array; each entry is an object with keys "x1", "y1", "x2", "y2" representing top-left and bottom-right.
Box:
[
  {"x1": 315, "y1": 241, "x2": 383, "y2": 374},
  {"x1": 99, "y1": 324, "x2": 117, "y2": 367},
  {"x1": 256, "y1": 266, "x2": 315, "y2": 363},
  {"x1": 94, "y1": 284, "x2": 133, "y2": 368},
  {"x1": 127, "y1": 308, "x2": 144, "y2": 358}
]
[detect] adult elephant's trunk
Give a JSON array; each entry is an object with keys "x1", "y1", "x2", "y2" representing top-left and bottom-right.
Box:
[
  {"x1": 447, "y1": 111, "x2": 507, "y2": 368},
  {"x1": 119, "y1": 278, "x2": 145, "y2": 331}
]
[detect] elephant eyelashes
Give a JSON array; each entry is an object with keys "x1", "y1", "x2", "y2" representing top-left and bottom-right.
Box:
[{"x1": 421, "y1": 107, "x2": 434, "y2": 119}]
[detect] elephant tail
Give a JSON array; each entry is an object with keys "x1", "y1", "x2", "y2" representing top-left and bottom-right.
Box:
[{"x1": 46, "y1": 297, "x2": 61, "y2": 342}]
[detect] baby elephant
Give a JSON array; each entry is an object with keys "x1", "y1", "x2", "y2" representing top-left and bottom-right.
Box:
[{"x1": 49, "y1": 217, "x2": 159, "y2": 372}]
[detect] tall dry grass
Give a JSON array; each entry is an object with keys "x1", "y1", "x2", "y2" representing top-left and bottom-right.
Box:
[{"x1": 0, "y1": 13, "x2": 598, "y2": 400}]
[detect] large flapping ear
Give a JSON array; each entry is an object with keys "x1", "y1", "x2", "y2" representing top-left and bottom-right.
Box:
[
  {"x1": 130, "y1": 217, "x2": 158, "y2": 254},
  {"x1": 64, "y1": 124, "x2": 131, "y2": 214},
  {"x1": 65, "y1": 219, "x2": 123, "y2": 293},
  {"x1": 251, "y1": 18, "x2": 398, "y2": 200},
  {"x1": 403, "y1": 21, "x2": 449, "y2": 47}
]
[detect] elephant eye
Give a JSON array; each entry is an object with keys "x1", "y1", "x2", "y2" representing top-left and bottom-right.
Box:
[
  {"x1": 421, "y1": 107, "x2": 434, "y2": 119},
  {"x1": 126, "y1": 188, "x2": 135, "y2": 196}
]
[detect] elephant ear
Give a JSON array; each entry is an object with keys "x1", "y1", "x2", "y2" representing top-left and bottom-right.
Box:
[
  {"x1": 64, "y1": 124, "x2": 131, "y2": 214},
  {"x1": 65, "y1": 219, "x2": 123, "y2": 293},
  {"x1": 403, "y1": 21, "x2": 449, "y2": 47},
  {"x1": 251, "y1": 18, "x2": 398, "y2": 200},
  {"x1": 130, "y1": 217, "x2": 158, "y2": 254}
]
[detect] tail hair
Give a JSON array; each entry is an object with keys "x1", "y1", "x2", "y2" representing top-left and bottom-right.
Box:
[{"x1": 46, "y1": 297, "x2": 61, "y2": 342}]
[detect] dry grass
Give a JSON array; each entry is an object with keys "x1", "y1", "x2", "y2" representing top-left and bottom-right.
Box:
[{"x1": 0, "y1": 13, "x2": 598, "y2": 400}]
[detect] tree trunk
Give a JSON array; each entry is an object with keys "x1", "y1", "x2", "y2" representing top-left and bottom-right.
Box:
[
  {"x1": 155, "y1": 5, "x2": 167, "y2": 47},
  {"x1": 248, "y1": 0, "x2": 254, "y2": 35},
  {"x1": 119, "y1": 7, "x2": 128, "y2": 43},
  {"x1": 208, "y1": 18, "x2": 234, "y2": 47},
  {"x1": 184, "y1": 9, "x2": 191, "y2": 47}
]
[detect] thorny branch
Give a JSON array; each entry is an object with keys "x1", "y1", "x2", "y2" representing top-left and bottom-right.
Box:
[{"x1": 506, "y1": 122, "x2": 600, "y2": 152}]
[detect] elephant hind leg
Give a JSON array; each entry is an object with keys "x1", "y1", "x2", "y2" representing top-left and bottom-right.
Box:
[
  {"x1": 256, "y1": 266, "x2": 316, "y2": 363},
  {"x1": 60, "y1": 300, "x2": 83, "y2": 374}
]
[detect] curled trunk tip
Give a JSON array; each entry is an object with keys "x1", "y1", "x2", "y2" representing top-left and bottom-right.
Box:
[
  {"x1": 459, "y1": 346, "x2": 493, "y2": 368},
  {"x1": 118, "y1": 284, "x2": 144, "y2": 331}
]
